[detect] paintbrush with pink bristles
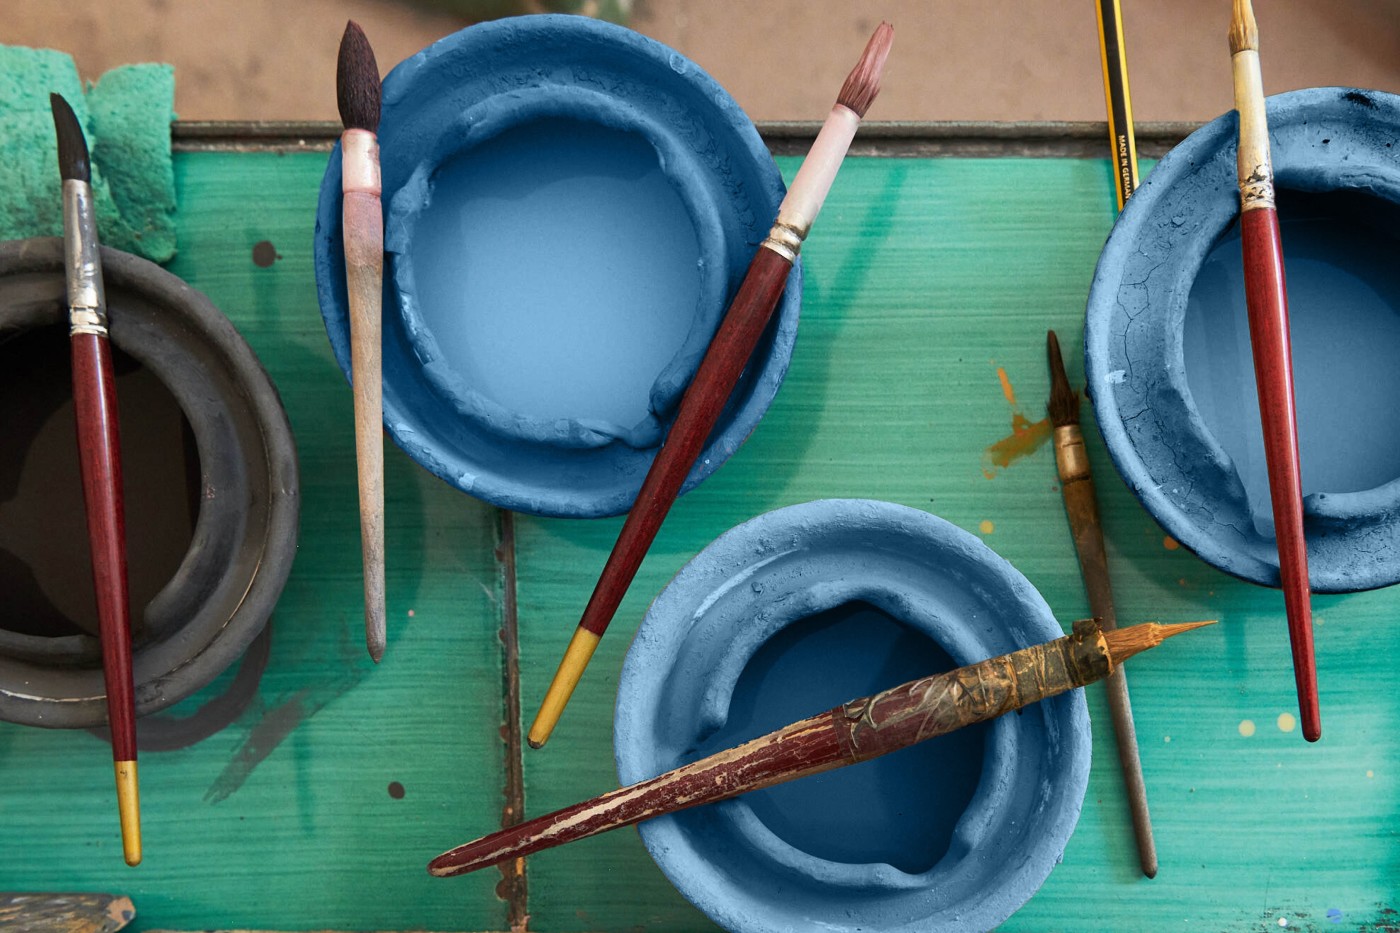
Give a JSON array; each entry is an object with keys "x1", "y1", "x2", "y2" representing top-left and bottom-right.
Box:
[{"x1": 528, "y1": 22, "x2": 895, "y2": 749}]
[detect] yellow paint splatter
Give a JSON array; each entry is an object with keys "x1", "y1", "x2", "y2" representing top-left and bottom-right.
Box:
[
  {"x1": 1238, "y1": 719, "x2": 1256, "y2": 737},
  {"x1": 1163, "y1": 536, "x2": 1180, "y2": 551},
  {"x1": 1277, "y1": 712, "x2": 1297, "y2": 733},
  {"x1": 979, "y1": 520, "x2": 995, "y2": 534},
  {"x1": 1367, "y1": 770, "x2": 1375, "y2": 779}
]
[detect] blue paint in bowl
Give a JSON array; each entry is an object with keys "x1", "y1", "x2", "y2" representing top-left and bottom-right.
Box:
[
  {"x1": 615, "y1": 499, "x2": 1090, "y2": 933},
  {"x1": 1086, "y1": 87, "x2": 1400, "y2": 591},
  {"x1": 314, "y1": 15, "x2": 800, "y2": 517}
]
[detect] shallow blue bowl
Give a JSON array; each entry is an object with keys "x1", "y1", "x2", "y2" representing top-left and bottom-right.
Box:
[
  {"x1": 314, "y1": 15, "x2": 800, "y2": 517},
  {"x1": 1086, "y1": 87, "x2": 1400, "y2": 591},
  {"x1": 615, "y1": 499, "x2": 1090, "y2": 933}
]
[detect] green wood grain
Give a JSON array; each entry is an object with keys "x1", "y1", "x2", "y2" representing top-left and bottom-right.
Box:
[{"x1": 1, "y1": 149, "x2": 1396, "y2": 933}]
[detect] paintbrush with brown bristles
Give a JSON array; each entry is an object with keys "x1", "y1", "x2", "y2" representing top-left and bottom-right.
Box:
[
  {"x1": 337, "y1": 20, "x2": 387, "y2": 663},
  {"x1": 51, "y1": 92, "x2": 141, "y2": 866},
  {"x1": 1047, "y1": 329, "x2": 1156, "y2": 877},
  {"x1": 528, "y1": 21, "x2": 895, "y2": 750},
  {"x1": 1229, "y1": 0, "x2": 1319, "y2": 741},
  {"x1": 434, "y1": 618, "x2": 1213, "y2": 877}
]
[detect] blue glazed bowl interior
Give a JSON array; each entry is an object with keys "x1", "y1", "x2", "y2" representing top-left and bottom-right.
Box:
[
  {"x1": 314, "y1": 15, "x2": 800, "y2": 518},
  {"x1": 1086, "y1": 87, "x2": 1400, "y2": 592},
  {"x1": 615, "y1": 499, "x2": 1091, "y2": 933}
]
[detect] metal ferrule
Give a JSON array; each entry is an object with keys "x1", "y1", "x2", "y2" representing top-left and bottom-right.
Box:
[
  {"x1": 761, "y1": 219, "x2": 808, "y2": 263},
  {"x1": 63, "y1": 179, "x2": 108, "y2": 337},
  {"x1": 1053, "y1": 424, "x2": 1091, "y2": 482}
]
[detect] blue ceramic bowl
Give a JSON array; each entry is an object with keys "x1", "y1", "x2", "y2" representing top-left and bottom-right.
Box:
[
  {"x1": 1086, "y1": 87, "x2": 1400, "y2": 591},
  {"x1": 615, "y1": 499, "x2": 1090, "y2": 933},
  {"x1": 314, "y1": 15, "x2": 800, "y2": 518}
]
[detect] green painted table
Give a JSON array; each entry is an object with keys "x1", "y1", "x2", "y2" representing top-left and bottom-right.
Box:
[{"x1": 1, "y1": 128, "x2": 1397, "y2": 932}]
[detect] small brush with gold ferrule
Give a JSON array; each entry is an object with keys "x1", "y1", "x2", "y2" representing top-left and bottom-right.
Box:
[
  {"x1": 527, "y1": 22, "x2": 895, "y2": 750},
  {"x1": 1229, "y1": 0, "x2": 1320, "y2": 742},
  {"x1": 433, "y1": 618, "x2": 1214, "y2": 877},
  {"x1": 1047, "y1": 329, "x2": 1156, "y2": 877},
  {"x1": 51, "y1": 92, "x2": 141, "y2": 867},
  {"x1": 337, "y1": 20, "x2": 388, "y2": 663}
]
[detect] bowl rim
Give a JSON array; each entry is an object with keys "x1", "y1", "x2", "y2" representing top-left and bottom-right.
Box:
[
  {"x1": 0, "y1": 237, "x2": 299, "y2": 728},
  {"x1": 1085, "y1": 86, "x2": 1400, "y2": 592},
  {"x1": 614, "y1": 498, "x2": 1090, "y2": 933},
  {"x1": 314, "y1": 14, "x2": 801, "y2": 518}
]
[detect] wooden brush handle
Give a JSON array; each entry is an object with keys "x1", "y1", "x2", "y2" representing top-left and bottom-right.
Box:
[
  {"x1": 344, "y1": 189, "x2": 386, "y2": 661},
  {"x1": 577, "y1": 246, "x2": 794, "y2": 638},
  {"x1": 71, "y1": 333, "x2": 137, "y2": 763},
  {"x1": 1240, "y1": 206, "x2": 1320, "y2": 739}
]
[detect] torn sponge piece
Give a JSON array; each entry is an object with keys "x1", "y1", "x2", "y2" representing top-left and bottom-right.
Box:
[{"x1": 0, "y1": 45, "x2": 176, "y2": 263}]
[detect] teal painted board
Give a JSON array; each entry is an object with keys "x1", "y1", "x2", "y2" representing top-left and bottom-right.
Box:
[
  {"x1": 0, "y1": 152, "x2": 509, "y2": 932},
  {"x1": 0, "y1": 146, "x2": 1397, "y2": 933}
]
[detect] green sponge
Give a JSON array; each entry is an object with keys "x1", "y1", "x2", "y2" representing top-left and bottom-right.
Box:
[{"x1": 0, "y1": 45, "x2": 176, "y2": 263}]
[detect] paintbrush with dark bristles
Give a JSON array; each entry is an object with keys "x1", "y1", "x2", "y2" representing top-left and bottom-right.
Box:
[
  {"x1": 528, "y1": 22, "x2": 895, "y2": 749},
  {"x1": 51, "y1": 91, "x2": 141, "y2": 867},
  {"x1": 337, "y1": 20, "x2": 387, "y2": 663},
  {"x1": 437, "y1": 618, "x2": 1212, "y2": 876},
  {"x1": 1229, "y1": 0, "x2": 1319, "y2": 742},
  {"x1": 1046, "y1": 329, "x2": 1156, "y2": 877}
]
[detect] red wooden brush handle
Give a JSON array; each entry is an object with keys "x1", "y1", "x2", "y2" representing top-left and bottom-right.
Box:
[
  {"x1": 72, "y1": 332, "x2": 137, "y2": 763},
  {"x1": 578, "y1": 246, "x2": 794, "y2": 638},
  {"x1": 1240, "y1": 206, "x2": 1320, "y2": 740}
]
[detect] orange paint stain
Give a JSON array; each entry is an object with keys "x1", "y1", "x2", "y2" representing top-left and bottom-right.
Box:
[
  {"x1": 982, "y1": 412, "x2": 1052, "y2": 476},
  {"x1": 1163, "y1": 536, "x2": 1181, "y2": 551},
  {"x1": 996, "y1": 366, "x2": 1018, "y2": 407}
]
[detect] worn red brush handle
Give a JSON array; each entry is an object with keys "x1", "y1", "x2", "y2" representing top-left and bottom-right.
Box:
[
  {"x1": 577, "y1": 246, "x2": 794, "y2": 638},
  {"x1": 1240, "y1": 206, "x2": 1320, "y2": 741},
  {"x1": 72, "y1": 332, "x2": 137, "y2": 763}
]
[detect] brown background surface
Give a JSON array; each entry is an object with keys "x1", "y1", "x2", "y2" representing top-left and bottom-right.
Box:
[{"x1": 7, "y1": 0, "x2": 1400, "y2": 124}]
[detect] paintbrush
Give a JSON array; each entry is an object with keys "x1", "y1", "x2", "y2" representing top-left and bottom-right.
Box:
[
  {"x1": 434, "y1": 618, "x2": 1213, "y2": 876},
  {"x1": 1047, "y1": 330, "x2": 1156, "y2": 877},
  {"x1": 337, "y1": 20, "x2": 388, "y2": 663},
  {"x1": 1094, "y1": 0, "x2": 1139, "y2": 211},
  {"x1": 51, "y1": 92, "x2": 141, "y2": 866},
  {"x1": 1229, "y1": 0, "x2": 1320, "y2": 742},
  {"x1": 527, "y1": 22, "x2": 895, "y2": 750}
]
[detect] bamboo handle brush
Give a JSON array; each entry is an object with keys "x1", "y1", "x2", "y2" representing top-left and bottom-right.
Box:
[
  {"x1": 338, "y1": 21, "x2": 388, "y2": 663},
  {"x1": 1047, "y1": 330, "x2": 1156, "y2": 877},
  {"x1": 51, "y1": 92, "x2": 141, "y2": 866},
  {"x1": 434, "y1": 618, "x2": 1213, "y2": 876},
  {"x1": 1229, "y1": 0, "x2": 1320, "y2": 742},
  {"x1": 527, "y1": 22, "x2": 895, "y2": 749}
]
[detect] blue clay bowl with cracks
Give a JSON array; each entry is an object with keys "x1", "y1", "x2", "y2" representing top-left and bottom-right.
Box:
[
  {"x1": 1086, "y1": 87, "x2": 1400, "y2": 592},
  {"x1": 314, "y1": 15, "x2": 800, "y2": 518},
  {"x1": 614, "y1": 499, "x2": 1091, "y2": 933}
]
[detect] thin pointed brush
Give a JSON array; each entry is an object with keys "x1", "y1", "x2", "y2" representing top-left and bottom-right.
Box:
[
  {"x1": 1229, "y1": 0, "x2": 1320, "y2": 742},
  {"x1": 435, "y1": 618, "x2": 1214, "y2": 876},
  {"x1": 338, "y1": 20, "x2": 387, "y2": 663},
  {"x1": 51, "y1": 92, "x2": 141, "y2": 867},
  {"x1": 527, "y1": 22, "x2": 895, "y2": 750},
  {"x1": 1047, "y1": 330, "x2": 1156, "y2": 877},
  {"x1": 1094, "y1": 0, "x2": 1140, "y2": 211}
]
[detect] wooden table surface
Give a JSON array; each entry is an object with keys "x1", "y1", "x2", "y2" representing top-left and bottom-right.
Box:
[{"x1": 1, "y1": 127, "x2": 1397, "y2": 932}]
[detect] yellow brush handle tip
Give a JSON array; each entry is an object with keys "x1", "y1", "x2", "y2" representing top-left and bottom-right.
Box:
[
  {"x1": 115, "y1": 760, "x2": 142, "y2": 866},
  {"x1": 527, "y1": 629, "x2": 602, "y2": 749}
]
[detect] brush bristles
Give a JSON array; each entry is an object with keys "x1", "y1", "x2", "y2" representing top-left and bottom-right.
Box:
[
  {"x1": 337, "y1": 20, "x2": 382, "y2": 133},
  {"x1": 1229, "y1": 0, "x2": 1258, "y2": 54},
  {"x1": 836, "y1": 21, "x2": 894, "y2": 118},
  {"x1": 50, "y1": 93, "x2": 90, "y2": 183},
  {"x1": 1046, "y1": 330, "x2": 1080, "y2": 428},
  {"x1": 1105, "y1": 620, "x2": 1216, "y2": 664}
]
